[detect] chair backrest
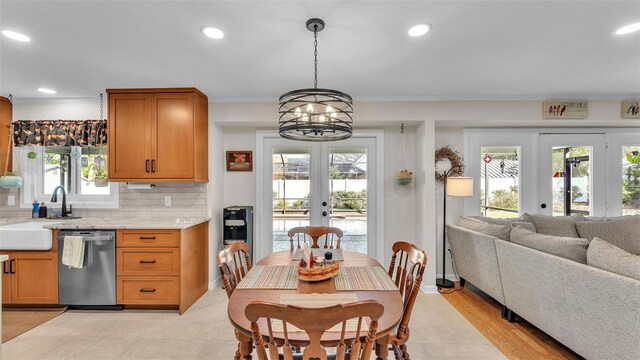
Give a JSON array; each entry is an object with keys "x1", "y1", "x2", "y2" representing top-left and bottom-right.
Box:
[
  {"x1": 387, "y1": 241, "x2": 427, "y2": 340},
  {"x1": 287, "y1": 226, "x2": 344, "y2": 250},
  {"x1": 216, "y1": 242, "x2": 252, "y2": 298},
  {"x1": 245, "y1": 300, "x2": 383, "y2": 360}
]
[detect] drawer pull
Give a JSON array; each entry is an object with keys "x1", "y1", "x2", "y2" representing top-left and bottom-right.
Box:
[
  {"x1": 139, "y1": 236, "x2": 157, "y2": 240},
  {"x1": 139, "y1": 288, "x2": 157, "y2": 293},
  {"x1": 139, "y1": 260, "x2": 156, "y2": 264}
]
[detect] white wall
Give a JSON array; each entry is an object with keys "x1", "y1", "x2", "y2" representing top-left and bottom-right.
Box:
[{"x1": 222, "y1": 129, "x2": 256, "y2": 208}]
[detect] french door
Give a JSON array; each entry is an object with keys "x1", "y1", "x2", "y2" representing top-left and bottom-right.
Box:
[
  {"x1": 258, "y1": 134, "x2": 381, "y2": 261},
  {"x1": 538, "y1": 134, "x2": 607, "y2": 217}
]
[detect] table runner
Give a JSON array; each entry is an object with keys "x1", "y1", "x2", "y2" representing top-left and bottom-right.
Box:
[
  {"x1": 236, "y1": 265, "x2": 298, "y2": 289},
  {"x1": 291, "y1": 248, "x2": 344, "y2": 261},
  {"x1": 272, "y1": 293, "x2": 368, "y2": 332},
  {"x1": 334, "y1": 266, "x2": 398, "y2": 291}
]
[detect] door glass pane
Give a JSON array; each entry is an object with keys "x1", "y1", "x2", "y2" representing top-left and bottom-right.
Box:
[
  {"x1": 551, "y1": 146, "x2": 590, "y2": 216},
  {"x1": 272, "y1": 151, "x2": 310, "y2": 252},
  {"x1": 623, "y1": 146, "x2": 640, "y2": 215},
  {"x1": 329, "y1": 149, "x2": 367, "y2": 253},
  {"x1": 480, "y1": 146, "x2": 520, "y2": 218}
]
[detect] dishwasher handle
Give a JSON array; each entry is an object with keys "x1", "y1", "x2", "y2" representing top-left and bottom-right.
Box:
[{"x1": 57, "y1": 235, "x2": 114, "y2": 242}]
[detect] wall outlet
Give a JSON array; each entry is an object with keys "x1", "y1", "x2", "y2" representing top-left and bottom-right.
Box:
[
  {"x1": 7, "y1": 195, "x2": 15, "y2": 206},
  {"x1": 164, "y1": 196, "x2": 172, "y2": 206}
]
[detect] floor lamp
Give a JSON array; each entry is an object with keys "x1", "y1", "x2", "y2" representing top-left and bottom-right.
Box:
[{"x1": 437, "y1": 171, "x2": 473, "y2": 288}]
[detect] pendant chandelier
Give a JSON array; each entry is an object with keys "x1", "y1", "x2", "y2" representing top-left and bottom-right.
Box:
[{"x1": 278, "y1": 18, "x2": 353, "y2": 141}]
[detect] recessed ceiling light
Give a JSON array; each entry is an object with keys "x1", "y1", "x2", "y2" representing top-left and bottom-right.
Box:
[
  {"x1": 2, "y1": 30, "x2": 31, "y2": 42},
  {"x1": 616, "y1": 22, "x2": 640, "y2": 35},
  {"x1": 201, "y1": 26, "x2": 224, "y2": 39},
  {"x1": 37, "y1": 88, "x2": 56, "y2": 94},
  {"x1": 408, "y1": 23, "x2": 432, "y2": 37}
]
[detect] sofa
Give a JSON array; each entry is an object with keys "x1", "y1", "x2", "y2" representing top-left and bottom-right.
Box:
[{"x1": 447, "y1": 214, "x2": 640, "y2": 360}]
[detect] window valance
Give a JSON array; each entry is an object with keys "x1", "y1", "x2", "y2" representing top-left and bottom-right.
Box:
[{"x1": 13, "y1": 120, "x2": 107, "y2": 147}]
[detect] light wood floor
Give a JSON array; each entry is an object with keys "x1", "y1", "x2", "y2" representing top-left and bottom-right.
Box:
[{"x1": 441, "y1": 282, "x2": 584, "y2": 360}]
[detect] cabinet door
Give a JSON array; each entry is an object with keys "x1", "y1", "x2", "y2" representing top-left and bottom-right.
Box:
[
  {"x1": 108, "y1": 93, "x2": 153, "y2": 180},
  {"x1": 11, "y1": 252, "x2": 58, "y2": 304},
  {"x1": 152, "y1": 93, "x2": 194, "y2": 179},
  {"x1": 2, "y1": 256, "x2": 12, "y2": 304}
]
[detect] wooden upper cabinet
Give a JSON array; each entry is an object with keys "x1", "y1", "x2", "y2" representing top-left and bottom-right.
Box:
[
  {"x1": 108, "y1": 94, "x2": 153, "y2": 180},
  {"x1": 107, "y1": 88, "x2": 208, "y2": 182},
  {"x1": 0, "y1": 96, "x2": 12, "y2": 174}
]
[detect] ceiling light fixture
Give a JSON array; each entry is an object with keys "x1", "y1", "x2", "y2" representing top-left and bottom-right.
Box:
[
  {"x1": 278, "y1": 18, "x2": 353, "y2": 142},
  {"x1": 408, "y1": 23, "x2": 432, "y2": 37},
  {"x1": 201, "y1": 26, "x2": 224, "y2": 39},
  {"x1": 615, "y1": 22, "x2": 640, "y2": 35},
  {"x1": 2, "y1": 30, "x2": 31, "y2": 42},
  {"x1": 37, "y1": 88, "x2": 56, "y2": 94}
]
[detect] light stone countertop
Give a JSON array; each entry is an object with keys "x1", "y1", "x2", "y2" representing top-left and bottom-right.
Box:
[
  {"x1": 0, "y1": 255, "x2": 8, "y2": 262},
  {"x1": 0, "y1": 217, "x2": 210, "y2": 230}
]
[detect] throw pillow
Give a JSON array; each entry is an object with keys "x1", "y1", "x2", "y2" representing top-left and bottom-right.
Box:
[
  {"x1": 458, "y1": 216, "x2": 511, "y2": 241},
  {"x1": 576, "y1": 220, "x2": 628, "y2": 248},
  {"x1": 510, "y1": 226, "x2": 589, "y2": 263},
  {"x1": 468, "y1": 216, "x2": 518, "y2": 225},
  {"x1": 521, "y1": 213, "x2": 585, "y2": 238},
  {"x1": 607, "y1": 216, "x2": 640, "y2": 255},
  {"x1": 510, "y1": 221, "x2": 537, "y2": 233},
  {"x1": 587, "y1": 237, "x2": 640, "y2": 281}
]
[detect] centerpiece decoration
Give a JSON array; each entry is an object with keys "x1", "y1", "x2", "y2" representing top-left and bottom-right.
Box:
[{"x1": 297, "y1": 243, "x2": 340, "y2": 282}]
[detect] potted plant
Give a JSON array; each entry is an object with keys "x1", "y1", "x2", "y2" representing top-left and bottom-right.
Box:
[
  {"x1": 91, "y1": 156, "x2": 109, "y2": 187},
  {"x1": 396, "y1": 170, "x2": 413, "y2": 185}
]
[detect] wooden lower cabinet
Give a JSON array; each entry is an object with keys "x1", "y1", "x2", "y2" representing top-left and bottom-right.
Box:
[
  {"x1": 1, "y1": 250, "x2": 58, "y2": 305},
  {"x1": 115, "y1": 222, "x2": 208, "y2": 314}
]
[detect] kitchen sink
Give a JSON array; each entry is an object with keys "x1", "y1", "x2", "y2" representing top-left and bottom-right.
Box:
[{"x1": 0, "y1": 221, "x2": 61, "y2": 250}]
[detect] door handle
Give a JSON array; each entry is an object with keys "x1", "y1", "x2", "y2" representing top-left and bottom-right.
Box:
[
  {"x1": 322, "y1": 211, "x2": 328, "y2": 217},
  {"x1": 541, "y1": 203, "x2": 547, "y2": 209},
  {"x1": 9, "y1": 259, "x2": 15, "y2": 274},
  {"x1": 146, "y1": 159, "x2": 150, "y2": 173},
  {"x1": 139, "y1": 260, "x2": 156, "y2": 264},
  {"x1": 139, "y1": 288, "x2": 156, "y2": 293},
  {"x1": 322, "y1": 201, "x2": 328, "y2": 207},
  {"x1": 151, "y1": 160, "x2": 156, "y2": 173}
]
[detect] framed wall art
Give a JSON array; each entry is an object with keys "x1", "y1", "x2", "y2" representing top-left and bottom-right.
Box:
[{"x1": 226, "y1": 150, "x2": 253, "y2": 172}]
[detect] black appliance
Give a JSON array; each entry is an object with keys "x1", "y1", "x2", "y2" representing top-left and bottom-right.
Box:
[{"x1": 223, "y1": 206, "x2": 253, "y2": 256}]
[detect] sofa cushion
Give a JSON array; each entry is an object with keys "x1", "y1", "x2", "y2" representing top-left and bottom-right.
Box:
[
  {"x1": 509, "y1": 221, "x2": 537, "y2": 233},
  {"x1": 521, "y1": 213, "x2": 584, "y2": 238},
  {"x1": 510, "y1": 226, "x2": 589, "y2": 263},
  {"x1": 468, "y1": 216, "x2": 517, "y2": 225},
  {"x1": 458, "y1": 217, "x2": 511, "y2": 241},
  {"x1": 576, "y1": 219, "x2": 626, "y2": 245},
  {"x1": 608, "y1": 216, "x2": 640, "y2": 255},
  {"x1": 587, "y1": 237, "x2": 640, "y2": 281}
]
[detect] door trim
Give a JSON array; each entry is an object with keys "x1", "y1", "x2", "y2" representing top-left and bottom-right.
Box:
[{"x1": 255, "y1": 130, "x2": 385, "y2": 264}]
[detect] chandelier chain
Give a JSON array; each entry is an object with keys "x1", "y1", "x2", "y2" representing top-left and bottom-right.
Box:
[
  {"x1": 313, "y1": 25, "x2": 318, "y2": 89},
  {"x1": 99, "y1": 93, "x2": 104, "y2": 119}
]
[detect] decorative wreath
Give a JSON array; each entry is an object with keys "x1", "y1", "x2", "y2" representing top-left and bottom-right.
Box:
[{"x1": 435, "y1": 145, "x2": 464, "y2": 183}]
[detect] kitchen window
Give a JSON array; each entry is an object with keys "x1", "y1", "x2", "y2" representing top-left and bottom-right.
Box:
[{"x1": 17, "y1": 146, "x2": 119, "y2": 209}]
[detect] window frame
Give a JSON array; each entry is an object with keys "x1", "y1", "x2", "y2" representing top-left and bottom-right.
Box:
[
  {"x1": 18, "y1": 146, "x2": 119, "y2": 209},
  {"x1": 607, "y1": 134, "x2": 640, "y2": 216}
]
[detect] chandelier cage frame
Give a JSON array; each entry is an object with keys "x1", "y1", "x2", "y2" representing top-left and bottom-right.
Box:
[{"x1": 278, "y1": 18, "x2": 354, "y2": 142}]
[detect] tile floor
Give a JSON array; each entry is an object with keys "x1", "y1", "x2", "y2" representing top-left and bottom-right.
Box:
[{"x1": 3, "y1": 288, "x2": 506, "y2": 360}]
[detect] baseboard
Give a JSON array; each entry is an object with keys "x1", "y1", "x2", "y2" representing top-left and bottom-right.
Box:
[
  {"x1": 420, "y1": 284, "x2": 439, "y2": 294},
  {"x1": 208, "y1": 275, "x2": 221, "y2": 290},
  {"x1": 436, "y1": 273, "x2": 459, "y2": 281}
]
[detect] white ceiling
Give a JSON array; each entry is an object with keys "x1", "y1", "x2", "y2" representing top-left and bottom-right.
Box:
[{"x1": 1, "y1": 1, "x2": 639, "y2": 101}]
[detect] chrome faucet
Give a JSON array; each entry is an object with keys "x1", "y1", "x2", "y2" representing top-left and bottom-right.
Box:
[{"x1": 51, "y1": 185, "x2": 70, "y2": 218}]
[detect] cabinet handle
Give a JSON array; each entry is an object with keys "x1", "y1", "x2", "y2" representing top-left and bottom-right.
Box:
[
  {"x1": 151, "y1": 159, "x2": 156, "y2": 173},
  {"x1": 139, "y1": 288, "x2": 156, "y2": 293},
  {"x1": 139, "y1": 236, "x2": 157, "y2": 240},
  {"x1": 139, "y1": 260, "x2": 156, "y2": 264},
  {"x1": 9, "y1": 259, "x2": 15, "y2": 274},
  {"x1": 2, "y1": 261, "x2": 7, "y2": 274},
  {"x1": 146, "y1": 159, "x2": 150, "y2": 173}
]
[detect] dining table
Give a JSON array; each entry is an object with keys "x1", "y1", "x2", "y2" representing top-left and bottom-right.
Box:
[{"x1": 227, "y1": 250, "x2": 404, "y2": 360}]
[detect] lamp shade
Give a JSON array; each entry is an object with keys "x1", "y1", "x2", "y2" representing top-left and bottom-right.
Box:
[{"x1": 447, "y1": 177, "x2": 473, "y2": 197}]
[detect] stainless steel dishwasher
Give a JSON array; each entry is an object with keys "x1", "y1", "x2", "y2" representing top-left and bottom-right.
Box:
[{"x1": 58, "y1": 230, "x2": 117, "y2": 307}]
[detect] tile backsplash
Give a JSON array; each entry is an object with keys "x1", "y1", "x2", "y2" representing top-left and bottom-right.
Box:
[{"x1": 0, "y1": 183, "x2": 208, "y2": 219}]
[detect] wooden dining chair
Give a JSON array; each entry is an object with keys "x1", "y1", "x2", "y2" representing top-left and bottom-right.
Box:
[
  {"x1": 217, "y1": 242, "x2": 253, "y2": 360},
  {"x1": 386, "y1": 241, "x2": 427, "y2": 360},
  {"x1": 287, "y1": 226, "x2": 344, "y2": 250},
  {"x1": 245, "y1": 300, "x2": 384, "y2": 360}
]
